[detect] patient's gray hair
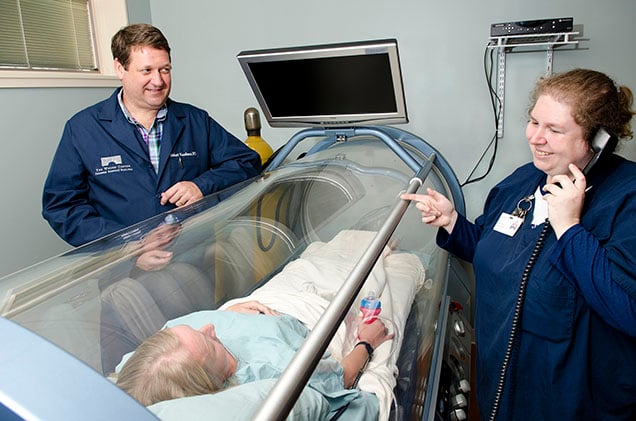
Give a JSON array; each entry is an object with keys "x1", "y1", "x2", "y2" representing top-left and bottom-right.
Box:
[{"x1": 116, "y1": 328, "x2": 225, "y2": 406}]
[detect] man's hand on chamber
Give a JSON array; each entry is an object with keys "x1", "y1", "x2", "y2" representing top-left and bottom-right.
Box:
[{"x1": 161, "y1": 181, "x2": 203, "y2": 207}]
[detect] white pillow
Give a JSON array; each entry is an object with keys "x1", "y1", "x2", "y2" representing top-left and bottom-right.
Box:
[{"x1": 148, "y1": 378, "x2": 329, "y2": 421}]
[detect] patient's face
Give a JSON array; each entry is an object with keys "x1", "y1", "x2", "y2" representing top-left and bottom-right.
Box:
[{"x1": 171, "y1": 324, "x2": 236, "y2": 380}]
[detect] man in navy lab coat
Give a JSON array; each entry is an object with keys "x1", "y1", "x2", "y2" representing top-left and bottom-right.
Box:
[{"x1": 42, "y1": 24, "x2": 261, "y2": 247}]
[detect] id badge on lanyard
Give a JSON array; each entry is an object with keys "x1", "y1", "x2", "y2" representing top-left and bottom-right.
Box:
[{"x1": 493, "y1": 194, "x2": 534, "y2": 237}]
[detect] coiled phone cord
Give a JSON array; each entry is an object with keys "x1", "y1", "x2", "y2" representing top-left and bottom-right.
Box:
[{"x1": 488, "y1": 219, "x2": 551, "y2": 421}]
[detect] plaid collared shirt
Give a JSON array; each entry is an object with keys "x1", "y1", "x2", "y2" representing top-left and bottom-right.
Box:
[{"x1": 117, "y1": 90, "x2": 168, "y2": 174}]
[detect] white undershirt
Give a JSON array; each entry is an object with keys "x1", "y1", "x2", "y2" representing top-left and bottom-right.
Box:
[{"x1": 531, "y1": 185, "x2": 549, "y2": 226}]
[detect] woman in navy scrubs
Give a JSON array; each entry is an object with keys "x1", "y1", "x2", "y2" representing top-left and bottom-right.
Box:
[{"x1": 402, "y1": 69, "x2": 636, "y2": 420}]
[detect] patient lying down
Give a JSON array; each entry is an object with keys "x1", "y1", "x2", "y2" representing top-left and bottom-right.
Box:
[
  {"x1": 116, "y1": 300, "x2": 393, "y2": 411},
  {"x1": 115, "y1": 230, "x2": 425, "y2": 420}
]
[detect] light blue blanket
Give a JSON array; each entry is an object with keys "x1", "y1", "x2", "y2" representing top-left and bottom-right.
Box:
[{"x1": 162, "y1": 310, "x2": 378, "y2": 420}]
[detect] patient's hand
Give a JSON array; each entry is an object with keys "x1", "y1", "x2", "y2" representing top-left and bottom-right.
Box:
[
  {"x1": 357, "y1": 318, "x2": 395, "y2": 350},
  {"x1": 225, "y1": 300, "x2": 279, "y2": 316},
  {"x1": 342, "y1": 318, "x2": 395, "y2": 388}
]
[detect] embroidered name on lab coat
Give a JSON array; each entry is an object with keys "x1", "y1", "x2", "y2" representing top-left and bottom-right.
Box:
[{"x1": 169, "y1": 151, "x2": 198, "y2": 158}]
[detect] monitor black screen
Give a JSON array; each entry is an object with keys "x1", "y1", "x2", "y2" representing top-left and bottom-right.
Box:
[{"x1": 238, "y1": 39, "x2": 408, "y2": 127}]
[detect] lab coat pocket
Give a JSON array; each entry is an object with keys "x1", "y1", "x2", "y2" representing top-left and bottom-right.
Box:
[
  {"x1": 170, "y1": 152, "x2": 201, "y2": 174},
  {"x1": 180, "y1": 153, "x2": 199, "y2": 167},
  {"x1": 522, "y1": 276, "x2": 576, "y2": 342}
]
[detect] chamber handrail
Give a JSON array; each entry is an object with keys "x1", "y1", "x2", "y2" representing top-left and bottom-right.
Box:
[
  {"x1": 264, "y1": 125, "x2": 465, "y2": 215},
  {"x1": 265, "y1": 126, "x2": 422, "y2": 174},
  {"x1": 253, "y1": 154, "x2": 436, "y2": 421}
]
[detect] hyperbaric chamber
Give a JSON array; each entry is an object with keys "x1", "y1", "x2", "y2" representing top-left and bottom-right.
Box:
[{"x1": 0, "y1": 126, "x2": 472, "y2": 420}]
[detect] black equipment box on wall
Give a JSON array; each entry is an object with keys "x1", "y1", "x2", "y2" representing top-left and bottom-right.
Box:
[{"x1": 490, "y1": 17, "x2": 574, "y2": 37}]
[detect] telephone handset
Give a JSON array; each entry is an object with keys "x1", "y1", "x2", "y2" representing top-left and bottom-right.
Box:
[
  {"x1": 582, "y1": 127, "x2": 617, "y2": 176},
  {"x1": 551, "y1": 128, "x2": 616, "y2": 189}
]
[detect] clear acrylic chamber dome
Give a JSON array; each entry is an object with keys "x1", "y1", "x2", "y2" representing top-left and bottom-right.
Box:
[{"x1": 0, "y1": 126, "x2": 472, "y2": 420}]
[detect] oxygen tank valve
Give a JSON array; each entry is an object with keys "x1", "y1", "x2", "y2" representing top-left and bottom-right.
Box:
[
  {"x1": 244, "y1": 107, "x2": 273, "y2": 165},
  {"x1": 244, "y1": 107, "x2": 261, "y2": 135}
]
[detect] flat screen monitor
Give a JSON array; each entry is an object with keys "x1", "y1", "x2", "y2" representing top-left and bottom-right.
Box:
[{"x1": 237, "y1": 39, "x2": 408, "y2": 127}]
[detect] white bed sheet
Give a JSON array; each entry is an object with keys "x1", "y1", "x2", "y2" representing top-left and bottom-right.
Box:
[{"x1": 220, "y1": 230, "x2": 425, "y2": 421}]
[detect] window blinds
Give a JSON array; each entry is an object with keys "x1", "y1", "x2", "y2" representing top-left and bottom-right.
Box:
[{"x1": 0, "y1": 0, "x2": 97, "y2": 71}]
